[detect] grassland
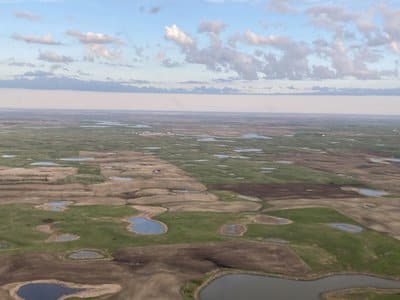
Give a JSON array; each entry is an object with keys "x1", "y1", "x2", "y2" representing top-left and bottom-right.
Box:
[{"x1": 0, "y1": 204, "x2": 241, "y2": 254}]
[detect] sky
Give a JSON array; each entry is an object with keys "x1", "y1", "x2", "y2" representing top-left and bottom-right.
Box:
[{"x1": 0, "y1": 0, "x2": 400, "y2": 110}]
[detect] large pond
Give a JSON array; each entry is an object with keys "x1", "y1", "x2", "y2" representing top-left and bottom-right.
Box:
[
  {"x1": 199, "y1": 274, "x2": 400, "y2": 300},
  {"x1": 128, "y1": 217, "x2": 166, "y2": 235},
  {"x1": 17, "y1": 283, "x2": 83, "y2": 300}
]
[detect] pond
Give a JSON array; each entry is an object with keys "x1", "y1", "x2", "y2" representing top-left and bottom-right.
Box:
[
  {"x1": 329, "y1": 223, "x2": 363, "y2": 233},
  {"x1": 67, "y1": 249, "x2": 105, "y2": 260},
  {"x1": 53, "y1": 234, "x2": 80, "y2": 242},
  {"x1": 275, "y1": 160, "x2": 294, "y2": 165},
  {"x1": 234, "y1": 149, "x2": 263, "y2": 153},
  {"x1": 199, "y1": 274, "x2": 400, "y2": 300},
  {"x1": 198, "y1": 137, "x2": 218, "y2": 142},
  {"x1": 0, "y1": 240, "x2": 10, "y2": 249},
  {"x1": 220, "y1": 224, "x2": 247, "y2": 236},
  {"x1": 241, "y1": 133, "x2": 272, "y2": 140},
  {"x1": 47, "y1": 201, "x2": 70, "y2": 212},
  {"x1": 127, "y1": 217, "x2": 167, "y2": 235},
  {"x1": 59, "y1": 157, "x2": 95, "y2": 162},
  {"x1": 17, "y1": 283, "x2": 83, "y2": 300},
  {"x1": 110, "y1": 176, "x2": 133, "y2": 181},
  {"x1": 356, "y1": 188, "x2": 388, "y2": 197},
  {"x1": 30, "y1": 162, "x2": 59, "y2": 167}
]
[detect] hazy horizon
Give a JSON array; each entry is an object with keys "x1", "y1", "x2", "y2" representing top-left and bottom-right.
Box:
[{"x1": 0, "y1": 89, "x2": 399, "y2": 116}]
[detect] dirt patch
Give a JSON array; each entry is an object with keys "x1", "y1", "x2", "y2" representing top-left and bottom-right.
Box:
[
  {"x1": 0, "y1": 241, "x2": 309, "y2": 300},
  {"x1": 210, "y1": 183, "x2": 357, "y2": 199},
  {"x1": 0, "y1": 167, "x2": 76, "y2": 184},
  {"x1": 35, "y1": 224, "x2": 54, "y2": 234},
  {"x1": 131, "y1": 205, "x2": 167, "y2": 218}
]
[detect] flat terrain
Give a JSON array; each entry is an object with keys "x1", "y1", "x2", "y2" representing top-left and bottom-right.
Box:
[{"x1": 0, "y1": 111, "x2": 400, "y2": 299}]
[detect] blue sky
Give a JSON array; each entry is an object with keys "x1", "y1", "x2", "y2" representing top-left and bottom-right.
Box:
[{"x1": 0, "y1": 0, "x2": 400, "y2": 95}]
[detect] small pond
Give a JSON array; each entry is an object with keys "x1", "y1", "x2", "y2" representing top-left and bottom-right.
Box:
[
  {"x1": 128, "y1": 217, "x2": 166, "y2": 235},
  {"x1": 59, "y1": 157, "x2": 95, "y2": 162},
  {"x1": 275, "y1": 160, "x2": 294, "y2": 165},
  {"x1": 241, "y1": 133, "x2": 272, "y2": 140},
  {"x1": 53, "y1": 234, "x2": 80, "y2": 242},
  {"x1": 234, "y1": 149, "x2": 263, "y2": 153},
  {"x1": 110, "y1": 176, "x2": 133, "y2": 181},
  {"x1": 220, "y1": 224, "x2": 246, "y2": 236},
  {"x1": 17, "y1": 283, "x2": 83, "y2": 300},
  {"x1": 329, "y1": 223, "x2": 363, "y2": 233},
  {"x1": 0, "y1": 240, "x2": 10, "y2": 249},
  {"x1": 47, "y1": 201, "x2": 70, "y2": 212},
  {"x1": 356, "y1": 188, "x2": 388, "y2": 197},
  {"x1": 198, "y1": 137, "x2": 218, "y2": 142},
  {"x1": 30, "y1": 162, "x2": 59, "y2": 167},
  {"x1": 67, "y1": 249, "x2": 105, "y2": 260},
  {"x1": 200, "y1": 274, "x2": 400, "y2": 300}
]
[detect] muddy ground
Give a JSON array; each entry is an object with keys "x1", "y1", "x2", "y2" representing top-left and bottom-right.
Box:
[{"x1": 0, "y1": 240, "x2": 308, "y2": 300}]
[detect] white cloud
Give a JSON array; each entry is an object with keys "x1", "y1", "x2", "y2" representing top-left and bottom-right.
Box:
[
  {"x1": 13, "y1": 10, "x2": 41, "y2": 21},
  {"x1": 165, "y1": 25, "x2": 194, "y2": 47},
  {"x1": 12, "y1": 33, "x2": 61, "y2": 45},
  {"x1": 85, "y1": 44, "x2": 121, "y2": 61},
  {"x1": 66, "y1": 30, "x2": 122, "y2": 44},
  {"x1": 38, "y1": 51, "x2": 74, "y2": 63},
  {"x1": 198, "y1": 21, "x2": 227, "y2": 34}
]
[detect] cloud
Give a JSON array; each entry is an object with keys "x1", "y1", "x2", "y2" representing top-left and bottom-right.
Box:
[
  {"x1": 85, "y1": 44, "x2": 121, "y2": 61},
  {"x1": 161, "y1": 58, "x2": 181, "y2": 68},
  {"x1": 66, "y1": 30, "x2": 122, "y2": 44},
  {"x1": 198, "y1": 21, "x2": 227, "y2": 34},
  {"x1": 13, "y1": 11, "x2": 41, "y2": 21},
  {"x1": 38, "y1": 51, "x2": 74, "y2": 63},
  {"x1": 11, "y1": 33, "x2": 61, "y2": 45},
  {"x1": 236, "y1": 31, "x2": 311, "y2": 79},
  {"x1": 8, "y1": 60, "x2": 36, "y2": 68},
  {"x1": 266, "y1": 0, "x2": 296, "y2": 14},
  {"x1": 165, "y1": 24, "x2": 261, "y2": 80},
  {"x1": 22, "y1": 70, "x2": 54, "y2": 77},
  {"x1": 66, "y1": 30, "x2": 123, "y2": 61},
  {"x1": 0, "y1": 73, "x2": 241, "y2": 94},
  {"x1": 149, "y1": 6, "x2": 161, "y2": 14},
  {"x1": 165, "y1": 25, "x2": 194, "y2": 47}
]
